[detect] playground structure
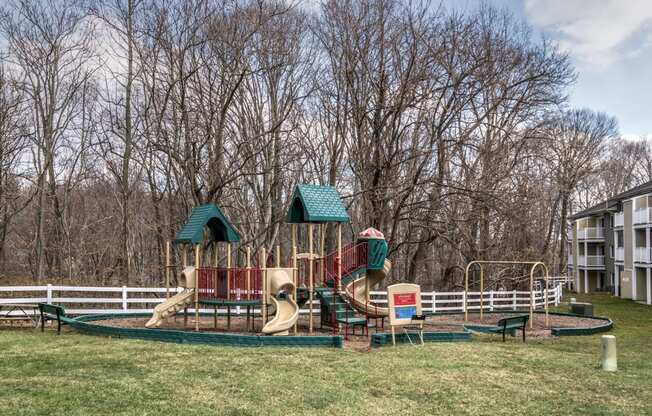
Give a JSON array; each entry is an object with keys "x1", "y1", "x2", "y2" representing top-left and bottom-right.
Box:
[
  {"x1": 146, "y1": 184, "x2": 393, "y2": 337},
  {"x1": 27, "y1": 182, "x2": 605, "y2": 347},
  {"x1": 143, "y1": 184, "x2": 562, "y2": 341}
]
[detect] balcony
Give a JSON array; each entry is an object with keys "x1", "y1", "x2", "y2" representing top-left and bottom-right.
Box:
[
  {"x1": 615, "y1": 247, "x2": 624, "y2": 262},
  {"x1": 577, "y1": 227, "x2": 604, "y2": 240},
  {"x1": 634, "y1": 247, "x2": 652, "y2": 263},
  {"x1": 614, "y1": 212, "x2": 624, "y2": 228},
  {"x1": 577, "y1": 255, "x2": 605, "y2": 267},
  {"x1": 633, "y1": 208, "x2": 652, "y2": 225}
]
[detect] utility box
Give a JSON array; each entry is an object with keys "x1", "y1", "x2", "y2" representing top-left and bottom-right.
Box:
[{"x1": 570, "y1": 302, "x2": 593, "y2": 316}]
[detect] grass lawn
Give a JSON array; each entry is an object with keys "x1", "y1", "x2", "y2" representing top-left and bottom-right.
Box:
[{"x1": 1, "y1": 293, "x2": 651, "y2": 415}]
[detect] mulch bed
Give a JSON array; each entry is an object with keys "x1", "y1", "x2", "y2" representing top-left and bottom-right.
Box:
[{"x1": 429, "y1": 312, "x2": 605, "y2": 339}]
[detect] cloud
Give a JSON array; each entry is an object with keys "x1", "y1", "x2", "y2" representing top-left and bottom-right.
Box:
[{"x1": 524, "y1": 0, "x2": 652, "y2": 69}]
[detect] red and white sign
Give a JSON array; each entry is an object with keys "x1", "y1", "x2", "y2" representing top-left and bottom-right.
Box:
[
  {"x1": 387, "y1": 283, "x2": 422, "y2": 326},
  {"x1": 393, "y1": 293, "x2": 416, "y2": 306}
]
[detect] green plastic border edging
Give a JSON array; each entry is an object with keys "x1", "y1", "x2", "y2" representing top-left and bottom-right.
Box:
[
  {"x1": 546, "y1": 311, "x2": 613, "y2": 336},
  {"x1": 370, "y1": 329, "x2": 472, "y2": 348},
  {"x1": 60, "y1": 313, "x2": 343, "y2": 348}
]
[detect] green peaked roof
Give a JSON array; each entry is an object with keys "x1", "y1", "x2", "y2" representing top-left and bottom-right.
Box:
[
  {"x1": 286, "y1": 184, "x2": 350, "y2": 223},
  {"x1": 174, "y1": 203, "x2": 240, "y2": 244}
]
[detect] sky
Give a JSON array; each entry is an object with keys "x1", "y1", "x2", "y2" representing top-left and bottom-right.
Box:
[{"x1": 444, "y1": 0, "x2": 652, "y2": 139}]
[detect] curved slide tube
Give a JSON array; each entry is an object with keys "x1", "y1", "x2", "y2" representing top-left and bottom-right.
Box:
[
  {"x1": 146, "y1": 266, "x2": 196, "y2": 328},
  {"x1": 344, "y1": 259, "x2": 391, "y2": 318},
  {"x1": 262, "y1": 268, "x2": 299, "y2": 335}
]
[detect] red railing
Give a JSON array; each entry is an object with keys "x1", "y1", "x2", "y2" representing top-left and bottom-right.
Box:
[
  {"x1": 297, "y1": 242, "x2": 367, "y2": 288},
  {"x1": 197, "y1": 267, "x2": 263, "y2": 301},
  {"x1": 322, "y1": 242, "x2": 368, "y2": 287}
]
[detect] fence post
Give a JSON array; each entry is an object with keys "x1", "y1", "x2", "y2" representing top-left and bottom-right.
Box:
[
  {"x1": 512, "y1": 290, "x2": 517, "y2": 310},
  {"x1": 431, "y1": 291, "x2": 436, "y2": 313},
  {"x1": 489, "y1": 290, "x2": 494, "y2": 312},
  {"x1": 122, "y1": 286, "x2": 128, "y2": 312},
  {"x1": 46, "y1": 284, "x2": 52, "y2": 304},
  {"x1": 461, "y1": 291, "x2": 466, "y2": 313}
]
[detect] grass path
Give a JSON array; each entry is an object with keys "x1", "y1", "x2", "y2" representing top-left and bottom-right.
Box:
[{"x1": 1, "y1": 293, "x2": 651, "y2": 415}]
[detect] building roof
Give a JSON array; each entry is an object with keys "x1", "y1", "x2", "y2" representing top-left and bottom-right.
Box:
[
  {"x1": 174, "y1": 203, "x2": 240, "y2": 244},
  {"x1": 611, "y1": 180, "x2": 652, "y2": 201},
  {"x1": 569, "y1": 180, "x2": 652, "y2": 220},
  {"x1": 286, "y1": 184, "x2": 350, "y2": 223},
  {"x1": 569, "y1": 200, "x2": 618, "y2": 220}
]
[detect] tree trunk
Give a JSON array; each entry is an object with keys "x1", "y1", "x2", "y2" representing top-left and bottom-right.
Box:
[
  {"x1": 558, "y1": 193, "x2": 569, "y2": 275},
  {"x1": 35, "y1": 175, "x2": 47, "y2": 281}
]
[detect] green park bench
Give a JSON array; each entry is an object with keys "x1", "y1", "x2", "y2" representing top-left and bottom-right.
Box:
[
  {"x1": 38, "y1": 304, "x2": 66, "y2": 334},
  {"x1": 488, "y1": 315, "x2": 529, "y2": 342}
]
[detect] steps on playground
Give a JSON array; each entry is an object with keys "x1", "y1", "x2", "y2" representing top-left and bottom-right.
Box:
[{"x1": 314, "y1": 287, "x2": 368, "y2": 327}]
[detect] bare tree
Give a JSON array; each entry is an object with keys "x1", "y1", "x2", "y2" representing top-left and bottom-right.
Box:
[
  {"x1": 92, "y1": 0, "x2": 145, "y2": 284},
  {"x1": 545, "y1": 108, "x2": 618, "y2": 272},
  {"x1": 0, "y1": 0, "x2": 627, "y2": 290},
  {"x1": 0, "y1": 64, "x2": 30, "y2": 270},
  {"x1": 0, "y1": 0, "x2": 97, "y2": 280}
]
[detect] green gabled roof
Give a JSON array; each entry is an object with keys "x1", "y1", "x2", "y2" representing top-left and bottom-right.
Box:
[
  {"x1": 174, "y1": 203, "x2": 240, "y2": 244},
  {"x1": 286, "y1": 184, "x2": 350, "y2": 223}
]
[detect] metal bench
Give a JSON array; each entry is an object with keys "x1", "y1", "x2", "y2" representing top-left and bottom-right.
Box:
[
  {"x1": 488, "y1": 315, "x2": 529, "y2": 342},
  {"x1": 38, "y1": 304, "x2": 66, "y2": 334}
]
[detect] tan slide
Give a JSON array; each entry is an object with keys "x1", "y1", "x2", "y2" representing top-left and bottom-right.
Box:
[
  {"x1": 146, "y1": 266, "x2": 196, "y2": 328},
  {"x1": 262, "y1": 268, "x2": 299, "y2": 335},
  {"x1": 344, "y1": 259, "x2": 391, "y2": 318}
]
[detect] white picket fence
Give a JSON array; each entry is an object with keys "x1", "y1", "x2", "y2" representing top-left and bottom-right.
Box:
[{"x1": 0, "y1": 284, "x2": 563, "y2": 316}]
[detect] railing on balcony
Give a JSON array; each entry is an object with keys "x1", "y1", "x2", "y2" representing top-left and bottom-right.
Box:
[
  {"x1": 577, "y1": 227, "x2": 604, "y2": 240},
  {"x1": 633, "y1": 208, "x2": 652, "y2": 225},
  {"x1": 614, "y1": 212, "x2": 624, "y2": 228},
  {"x1": 577, "y1": 255, "x2": 605, "y2": 267},
  {"x1": 615, "y1": 247, "x2": 624, "y2": 262},
  {"x1": 634, "y1": 247, "x2": 652, "y2": 263}
]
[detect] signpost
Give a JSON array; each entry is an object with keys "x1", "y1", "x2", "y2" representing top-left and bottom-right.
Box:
[{"x1": 387, "y1": 283, "x2": 424, "y2": 346}]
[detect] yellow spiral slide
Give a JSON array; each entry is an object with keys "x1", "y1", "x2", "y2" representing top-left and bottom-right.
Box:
[{"x1": 344, "y1": 259, "x2": 391, "y2": 318}]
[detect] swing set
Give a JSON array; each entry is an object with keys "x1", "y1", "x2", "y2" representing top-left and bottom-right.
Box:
[{"x1": 464, "y1": 260, "x2": 550, "y2": 328}]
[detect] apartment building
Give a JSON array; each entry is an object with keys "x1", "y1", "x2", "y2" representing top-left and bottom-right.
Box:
[{"x1": 568, "y1": 181, "x2": 652, "y2": 305}]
